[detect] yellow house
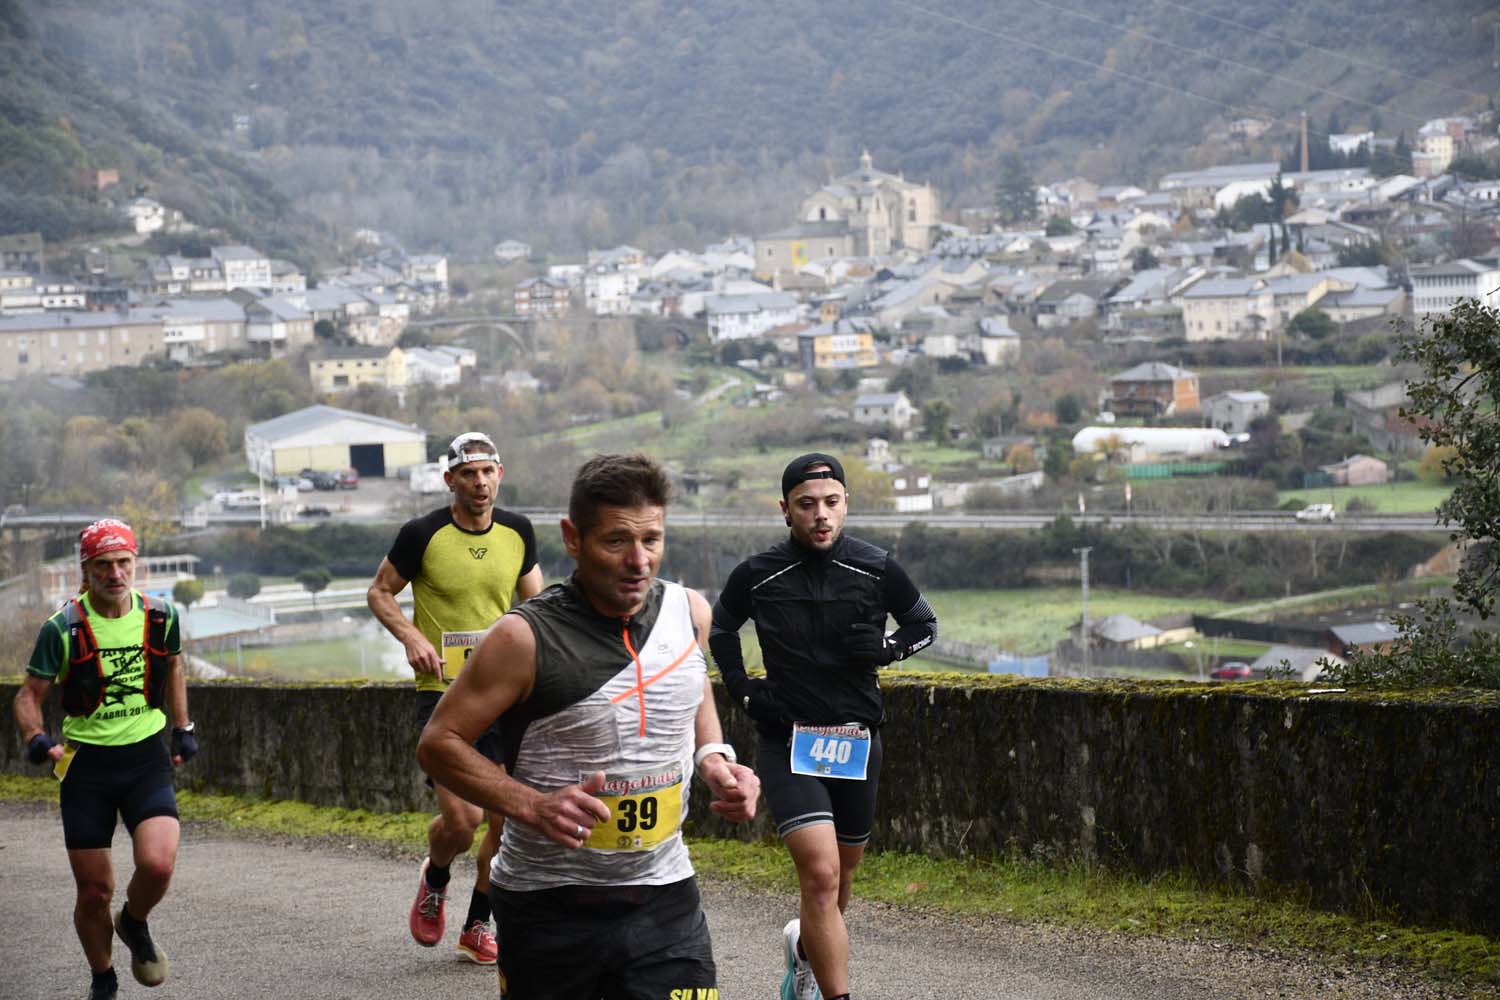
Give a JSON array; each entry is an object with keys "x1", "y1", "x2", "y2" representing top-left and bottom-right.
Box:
[
  {"x1": 797, "y1": 321, "x2": 878, "y2": 372},
  {"x1": 308, "y1": 345, "x2": 405, "y2": 392}
]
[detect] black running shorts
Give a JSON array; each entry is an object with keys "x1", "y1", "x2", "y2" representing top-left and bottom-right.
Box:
[
  {"x1": 414, "y1": 689, "x2": 503, "y2": 764},
  {"x1": 490, "y1": 877, "x2": 717, "y2": 1000},
  {"x1": 58, "y1": 735, "x2": 178, "y2": 851},
  {"x1": 756, "y1": 727, "x2": 883, "y2": 846}
]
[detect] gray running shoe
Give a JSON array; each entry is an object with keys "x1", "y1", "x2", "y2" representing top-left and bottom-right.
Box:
[{"x1": 114, "y1": 907, "x2": 169, "y2": 987}]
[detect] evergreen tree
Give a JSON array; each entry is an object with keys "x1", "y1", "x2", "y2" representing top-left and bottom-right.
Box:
[{"x1": 995, "y1": 153, "x2": 1037, "y2": 225}]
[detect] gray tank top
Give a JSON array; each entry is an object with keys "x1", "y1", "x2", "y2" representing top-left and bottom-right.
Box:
[{"x1": 492, "y1": 579, "x2": 703, "y2": 890}]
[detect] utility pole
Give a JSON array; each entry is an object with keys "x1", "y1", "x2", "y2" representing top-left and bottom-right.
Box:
[{"x1": 1074, "y1": 546, "x2": 1092, "y2": 677}]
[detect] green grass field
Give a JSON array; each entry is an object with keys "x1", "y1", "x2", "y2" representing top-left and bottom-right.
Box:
[
  {"x1": 927, "y1": 588, "x2": 1227, "y2": 656},
  {"x1": 1196, "y1": 363, "x2": 1402, "y2": 393},
  {"x1": 1278, "y1": 481, "x2": 1451, "y2": 515},
  {"x1": 215, "y1": 635, "x2": 407, "y2": 682}
]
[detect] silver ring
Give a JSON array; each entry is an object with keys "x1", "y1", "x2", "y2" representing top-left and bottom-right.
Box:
[{"x1": 574, "y1": 823, "x2": 584, "y2": 839}]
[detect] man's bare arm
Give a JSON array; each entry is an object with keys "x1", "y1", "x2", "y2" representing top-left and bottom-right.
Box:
[
  {"x1": 417, "y1": 615, "x2": 610, "y2": 847},
  {"x1": 12, "y1": 676, "x2": 64, "y2": 763},
  {"x1": 688, "y1": 588, "x2": 759, "y2": 822},
  {"x1": 515, "y1": 564, "x2": 545, "y2": 603},
  {"x1": 367, "y1": 557, "x2": 441, "y2": 676}
]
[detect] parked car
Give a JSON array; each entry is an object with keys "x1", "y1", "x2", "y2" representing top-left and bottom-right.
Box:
[
  {"x1": 1295, "y1": 503, "x2": 1336, "y2": 523},
  {"x1": 298, "y1": 505, "x2": 332, "y2": 518},
  {"x1": 336, "y1": 468, "x2": 359, "y2": 489},
  {"x1": 311, "y1": 471, "x2": 340, "y2": 491},
  {"x1": 1210, "y1": 662, "x2": 1253, "y2": 681}
]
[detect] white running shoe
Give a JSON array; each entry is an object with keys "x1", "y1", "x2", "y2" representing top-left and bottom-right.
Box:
[{"x1": 779, "y1": 918, "x2": 821, "y2": 1000}]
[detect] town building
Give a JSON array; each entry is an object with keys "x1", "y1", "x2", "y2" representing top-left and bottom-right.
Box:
[
  {"x1": 244, "y1": 404, "x2": 426, "y2": 480},
  {"x1": 1107, "y1": 362, "x2": 1200, "y2": 417},
  {"x1": 1203, "y1": 390, "x2": 1270, "y2": 433},
  {"x1": 1409, "y1": 257, "x2": 1500, "y2": 318}
]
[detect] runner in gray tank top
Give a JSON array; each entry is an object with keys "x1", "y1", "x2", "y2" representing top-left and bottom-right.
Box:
[{"x1": 418, "y1": 452, "x2": 761, "y2": 1000}]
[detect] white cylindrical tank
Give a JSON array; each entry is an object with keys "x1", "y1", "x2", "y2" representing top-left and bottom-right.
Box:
[{"x1": 1071, "y1": 426, "x2": 1230, "y2": 457}]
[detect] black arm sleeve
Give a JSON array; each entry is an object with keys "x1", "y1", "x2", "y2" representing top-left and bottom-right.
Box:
[
  {"x1": 708, "y1": 562, "x2": 754, "y2": 699},
  {"x1": 386, "y1": 518, "x2": 427, "y2": 582},
  {"x1": 882, "y1": 557, "x2": 938, "y2": 661}
]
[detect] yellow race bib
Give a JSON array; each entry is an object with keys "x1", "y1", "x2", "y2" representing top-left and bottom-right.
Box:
[
  {"x1": 440, "y1": 630, "x2": 486, "y2": 681},
  {"x1": 584, "y1": 764, "x2": 685, "y2": 852}
]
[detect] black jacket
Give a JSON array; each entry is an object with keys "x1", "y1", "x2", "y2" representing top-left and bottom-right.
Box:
[{"x1": 710, "y1": 533, "x2": 936, "y2": 729}]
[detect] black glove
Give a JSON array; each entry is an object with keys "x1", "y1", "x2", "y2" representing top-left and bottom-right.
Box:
[
  {"x1": 26, "y1": 732, "x2": 56, "y2": 765},
  {"x1": 740, "y1": 678, "x2": 783, "y2": 725},
  {"x1": 171, "y1": 725, "x2": 199, "y2": 763},
  {"x1": 847, "y1": 624, "x2": 899, "y2": 668}
]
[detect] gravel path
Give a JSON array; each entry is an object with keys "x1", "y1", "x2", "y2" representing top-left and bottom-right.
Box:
[{"x1": 0, "y1": 804, "x2": 1487, "y2": 1000}]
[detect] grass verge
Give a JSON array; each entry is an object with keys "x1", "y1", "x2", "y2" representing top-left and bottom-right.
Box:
[{"x1": 4, "y1": 774, "x2": 1496, "y2": 989}]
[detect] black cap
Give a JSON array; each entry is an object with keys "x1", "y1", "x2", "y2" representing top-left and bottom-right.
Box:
[{"x1": 781, "y1": 453, "x2": 846, "y2": 498}]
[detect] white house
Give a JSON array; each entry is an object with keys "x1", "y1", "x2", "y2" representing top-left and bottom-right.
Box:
[
  {"x1": 212, "y1": 245, "x2": 272, "y2": 291},
  {"x1": 404, "y1": 345, "x2": 476, "y2": 387},
  {"x1": 976, "y1": 315, "x2": 1020, "y2": 365},
  {"x1": 1203, "y1": 390, "x2": 1270, "y2": 433},
  {"x1": 704, "y1": 292, "x2": 800, "y2": 343},
  {"x1": 890, "y1": 466, "x2": 934, "y2": 513},
  {"x1": 125, "y1": 197, "x2": 166, "y2": 235},
  {"x1": 1410, "y1": 257, "x2": 1500, "y2": 319},
  {"x1": 853, "y1": 391, "x2": 916, "y2": 431},
  {"x1": 585, "y1": 266, "x2": 639, "y2": 316}
]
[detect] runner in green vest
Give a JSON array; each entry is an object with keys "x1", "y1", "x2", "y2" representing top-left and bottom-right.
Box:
[{"x1": 12, "y1": 518, "x2": 198, "y2": 1000}]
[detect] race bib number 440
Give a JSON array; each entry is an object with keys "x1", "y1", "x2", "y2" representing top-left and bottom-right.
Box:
[
  {"x1": 790, "y1": 723, "x2": 871, "y2": 781},
  {"x1": 584, "y1": 764, "x2": 685, "y2": 852}
]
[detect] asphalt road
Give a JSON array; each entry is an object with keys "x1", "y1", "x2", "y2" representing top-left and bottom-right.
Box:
[{"x1": 0, "y1": 804, "x2": 1477, "y2": 1000}]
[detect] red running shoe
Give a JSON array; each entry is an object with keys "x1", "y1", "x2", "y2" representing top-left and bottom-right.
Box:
[
  {"x1": 409, "y1": 858, "x2": 447, "y2": 946},
  {"x1": 456, "y1": 919, "x2": 498, "y2": 965}
]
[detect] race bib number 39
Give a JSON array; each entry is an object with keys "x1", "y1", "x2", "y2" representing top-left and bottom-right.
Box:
[
  {"x1": 790, "y1": 723, "x2": 871, "y2": 781},
  {"x1": 584, "y1": 764, "x2": 685, "y2": 852},
  {"x1": 440, "y1": 630, "x2": 485, "y2": 681}
]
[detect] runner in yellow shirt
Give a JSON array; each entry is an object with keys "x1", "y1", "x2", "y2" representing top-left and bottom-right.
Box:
[{"x1": 368, "y1": 432, "x2": 544, "y2": 965}]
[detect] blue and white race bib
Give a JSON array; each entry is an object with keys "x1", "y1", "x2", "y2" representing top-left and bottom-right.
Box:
[{"x1": 790, "y1": 723, "x2": 871, "y2": 781}]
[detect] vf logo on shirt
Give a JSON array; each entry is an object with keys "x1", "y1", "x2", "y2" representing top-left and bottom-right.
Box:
[{"x1": 468, "y1": 547, "x2": 488, "y2": 560}]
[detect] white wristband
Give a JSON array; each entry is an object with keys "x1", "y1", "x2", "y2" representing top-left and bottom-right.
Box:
[{"x1": 693, "y1": 742, "x2": 737, "y2": 769}]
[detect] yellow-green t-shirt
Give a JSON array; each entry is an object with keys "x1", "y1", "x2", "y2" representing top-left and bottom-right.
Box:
[
  {"x1": 27, "y1": 590, "x2": 181, "y2": 746},
  {"x1": 387, "y1": 506, "x2": 538, "y2": 693}
]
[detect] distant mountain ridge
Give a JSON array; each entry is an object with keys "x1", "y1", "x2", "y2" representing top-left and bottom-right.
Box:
[{"x1": 5, "y1": 0, "x2": 1496, "y2": 258}]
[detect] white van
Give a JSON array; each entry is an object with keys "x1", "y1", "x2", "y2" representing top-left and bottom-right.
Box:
[
  {"x1": 1295, "y1": 503, "x2": 1336, "y2": 523},
  {"x1": 216, "y1": 490, "x2": 263, "y2": 510}
]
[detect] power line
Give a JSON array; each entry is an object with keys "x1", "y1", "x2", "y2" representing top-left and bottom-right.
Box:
[
  {"x1": 893, "y1": 0, "x2": 1245, "y2": 116},
  {"x1": 1151, "y1": 0, "x2": 1493, "y2": 103},
  {"x1": 1021, "y1": 0, "x2": 1427, "y2": 128},
  {"x1": 892, "y1": 0, "x2": 1433, "y2": 152}
]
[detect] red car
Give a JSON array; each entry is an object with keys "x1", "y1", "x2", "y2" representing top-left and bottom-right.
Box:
[
  {"x1": 336, "y1": 468, "x2": 359, "y2": 489},
  {"x1": 1210, "y1": 662, "x2": 1253, "y2": 681}
]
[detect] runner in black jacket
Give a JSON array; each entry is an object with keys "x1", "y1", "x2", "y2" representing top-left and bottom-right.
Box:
[{"x1": 709, "y1": 453, "x2": 937, "y2": 1000}]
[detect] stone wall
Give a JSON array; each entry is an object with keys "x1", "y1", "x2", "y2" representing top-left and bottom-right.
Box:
[{"x1": 4, "y1": 677, "x2": 1497, "y2": 932}]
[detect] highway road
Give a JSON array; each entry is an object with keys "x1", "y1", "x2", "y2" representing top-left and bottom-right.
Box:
[
  {"x1": 1, "y1": 508, "x2": 1452, "y2": 534},
  {"x1": 0, "y1": 803, "x2": 1468, "y2": 1000}
]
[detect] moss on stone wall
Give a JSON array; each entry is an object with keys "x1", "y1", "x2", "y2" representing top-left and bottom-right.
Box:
[{"x1": 4, "y1": 676, "x2": 1496, "y2": 932}]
